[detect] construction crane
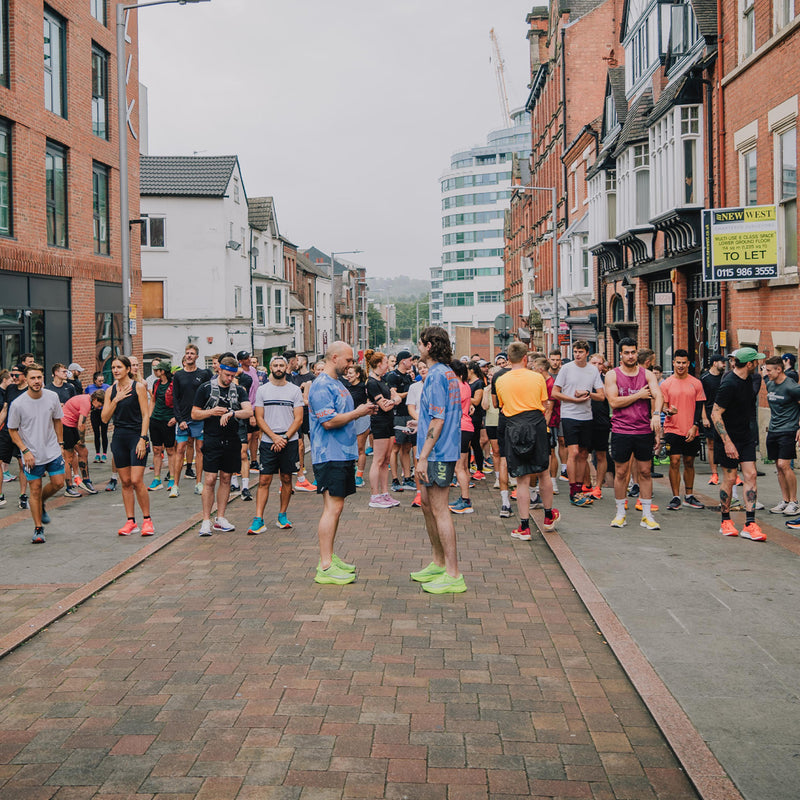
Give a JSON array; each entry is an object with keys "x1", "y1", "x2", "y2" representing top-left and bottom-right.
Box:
[{"x1": 489, "y1": 28, "x2": 513, "y2": 128}]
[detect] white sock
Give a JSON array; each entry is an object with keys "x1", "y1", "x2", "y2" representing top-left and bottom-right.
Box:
[
  {"x1": 501, "y1": 490, "x2": 510, "y2": 506},
  {"x1": 640, "y1": 498, "x2": 653, "y2": 520},
  {"x1": 242, "y1": 476, "x2": 249, "y2": 490},
  {"x1": 111, "y1": 472, "x2": 118, "y2": 480},
  {"x1": 551, "y1": 477, "x2": 558, "y2": 491},
  {"x1": 732, "y1": 486, "x2": 740, "y2": 500},
  {"x1": 615, "y1": 499, "x2": 626, "y2": 517}
]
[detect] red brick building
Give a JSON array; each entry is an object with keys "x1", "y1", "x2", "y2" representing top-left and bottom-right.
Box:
[{"x1": 0, "y1": 0, "x2": 140, "y2": 380}]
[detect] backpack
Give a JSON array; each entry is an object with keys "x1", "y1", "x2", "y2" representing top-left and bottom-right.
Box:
[
  {"x1": 152, "y1": 380, "x2": 174, "y2": 409},
  {"x1": 204, "y1": 378, "x2": 241, "y2": 412}
]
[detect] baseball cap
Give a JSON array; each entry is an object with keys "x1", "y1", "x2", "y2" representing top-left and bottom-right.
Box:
[
  {"x1": 67, "y1": 363, "x2": 84, "y2": 372},
  {"x1": 709, "y1": 353, "x2": 725, "y2": 363},
  {"x1": 782, "y1": 353, "x2": 797, "y2": 365},
  {"x1": 478, "y1": 359, "x2": 488, "y2": 367},
  {"x1": 396, "y1": 349, "x2": 413, "y2": 361},
  {"x1": 495, "y1": 353, "x2": 507, "y2": 363},
  {"x1": 155, "y1": 360, "x2": 172, "y2": 372},
  {"x1": 236, "y1": 350, "x2": 250, "y2": 361},
  {"x1": 732, "y1": 347, "x2": 765, "y2": 363}
]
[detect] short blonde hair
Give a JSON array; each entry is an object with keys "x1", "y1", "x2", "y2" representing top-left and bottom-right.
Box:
[{"x1": 507, "y1": 342, "x2": 528, "y2": 364}]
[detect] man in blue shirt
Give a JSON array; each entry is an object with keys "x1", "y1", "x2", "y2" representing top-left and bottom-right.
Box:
[
  {"x1": 308, "y1": 341, "x2": 375, "y2": 585},
  {"x1": 411, "y1": 326, "x2": 466, "y2": 594}
]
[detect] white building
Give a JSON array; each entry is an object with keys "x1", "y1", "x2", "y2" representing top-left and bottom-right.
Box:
[
  {"x1": 140, "y1": 155, "x2": 292, "y2": 370},
  {"x1": 435, "y1": 110, "x2": 532, "y2": 338},
  {"x1": 296, "y1": 250, "x2": 333, "y2": 356}
]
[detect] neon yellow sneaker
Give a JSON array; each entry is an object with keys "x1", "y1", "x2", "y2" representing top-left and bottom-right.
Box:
[
  {"x1": 421, "y1": 573, "x2": 467, "y2": 594},
  {"x1": 314, "y1": 564, "x2": 356, "y2": 585},
  {"x1": 610, "y1": 515, "x2": 627, "y2": 528},
  {"x1": 640, "y1": 517, "x2": 661, "y2": 530},
  {"x1": 332, "y1": 553, "x2": 356, "y2": 573},
  {"x1": 410, "y1": 562, "x2": 446, "y2": 583}
]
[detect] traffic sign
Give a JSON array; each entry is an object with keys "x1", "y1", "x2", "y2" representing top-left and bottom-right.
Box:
[{"x1": 493, "y1": 313, "x2": 513, "y2": 333}]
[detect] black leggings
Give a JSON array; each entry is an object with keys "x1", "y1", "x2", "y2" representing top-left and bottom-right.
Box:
[
  {"x1": 469, "y1": 426, "x2": 484, "y2": 473},
  {"x1": 90, "y1": 407, "x2": 109, "y2": 455}
]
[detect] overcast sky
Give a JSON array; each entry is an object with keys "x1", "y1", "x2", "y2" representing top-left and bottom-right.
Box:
[{"x1": 138, "y1": 0, "x2": 534, "y2": 280}]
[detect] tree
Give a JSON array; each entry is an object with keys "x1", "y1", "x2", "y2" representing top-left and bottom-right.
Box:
[
  {"x1": 368, "y1": 304, "x2": 386, "y2": 348},
  {"x1": 392, "y1": 298, "x2": 430, "y2": 343}
]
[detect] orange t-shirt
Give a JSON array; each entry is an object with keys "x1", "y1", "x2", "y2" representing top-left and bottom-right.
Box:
[
  {"x1": 495, "y1": 368, "x2": 548, "y2": 417},
  {"x1": 661, "y1": 374, "x2": 705, "y2": 436}
]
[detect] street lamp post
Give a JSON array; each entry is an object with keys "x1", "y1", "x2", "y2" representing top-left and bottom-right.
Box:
[
  {"x1": 329, "y1": 249, "x2": 363, "y2": 348},
  {"x1": 511, "y1": 185, "x2": 559, "y2": 349},
  {"x1": 117, "y1": 0, "x2": 209, "y2": 355}
]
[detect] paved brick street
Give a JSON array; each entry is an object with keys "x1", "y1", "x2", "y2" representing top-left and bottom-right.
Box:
[{"x1": 0, "y1": 469, "x2": 700, "y2": 799}]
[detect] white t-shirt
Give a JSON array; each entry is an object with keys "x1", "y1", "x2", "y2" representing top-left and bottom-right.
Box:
[
  {"x1": 254, "y1": 381, "x2": 304, "y2": 442},
  {"x1": 553, "y1": 361, "x2": 603, "y2": 421},
  {"x1": 406, "y1": 380, "x2": 424, "y2": 413},
  {"x1": 8, "y1": 389, "x2": 64, "y2": 465}
]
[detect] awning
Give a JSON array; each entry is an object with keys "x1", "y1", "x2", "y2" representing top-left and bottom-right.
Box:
[{"x1": 557, "y1": 212, "x2": 589, "y2": 245}]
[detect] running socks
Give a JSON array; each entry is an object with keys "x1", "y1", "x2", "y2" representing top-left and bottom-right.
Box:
[
  {"x1": 615, "y1": 499, "x2": 626, "y2": 517},
  {"x1": 569, "y1": 482, "x2": 581, "y2": 498},
  {"x1": 746, "y1": 510, "x2": 755, "y2": 524}
]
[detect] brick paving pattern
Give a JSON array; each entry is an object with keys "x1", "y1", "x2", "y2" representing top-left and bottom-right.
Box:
[{"x1": 0, "y1": 483, "x2": 699, "y2": 798}]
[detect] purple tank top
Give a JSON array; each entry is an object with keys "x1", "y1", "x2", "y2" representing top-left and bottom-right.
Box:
[{"x1": 611, "y1": 367, "x2": 652, "y2": 434}]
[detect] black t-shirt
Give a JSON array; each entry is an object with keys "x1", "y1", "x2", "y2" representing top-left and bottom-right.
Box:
[
  {"x1": 385, "y1": 368, "x2": 414, "y2": 416},
  {"x1": 343, "y1": 378, "x2": 368, "y2": 407},
  {"x1": 366, "y1": 376, "x2": 394, "y2": 428},
  {"x1": 700, "y1": 370, "x2": 722, "y2": 415},
  {"x1": 490, "y1": 367, "x2": 511, "y2": 417},
  {"x1": 193, "y1": 381, "x2": 249, "y2": 441},
  {"x1": 714, "y1": 371, "x2": 756, "y2": 443},
  {"x1": 785, "y1": 368, "x2": 799, "y2": 382},
  {"x1": 591, "y1": 396, "x2": 611, "y2": 427},
  {"x1": 469, "y1": 378, "x2": 485, "y2": 424},
  {"x1": 46, "y1": 381, "x2": 76, "y2": 405},
  {"x1": 292, "y1": 372, "x2": 314, "y2": 414},
  {"x1": 171, "y1": 367, "x2": 212, "y2": 423}
]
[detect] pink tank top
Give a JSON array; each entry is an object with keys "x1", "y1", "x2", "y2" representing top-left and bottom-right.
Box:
[{"x1": 611, "y1": 367, "x2": 652, "y2": 434}]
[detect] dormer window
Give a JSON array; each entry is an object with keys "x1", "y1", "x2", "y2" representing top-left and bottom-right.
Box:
[{"x1": 669, "y1": 1, "x2": 700, "y2": 56}]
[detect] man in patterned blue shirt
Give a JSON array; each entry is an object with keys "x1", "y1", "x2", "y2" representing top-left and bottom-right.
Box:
[
  {"x1": 411, "y1": 326, "x2": 466, "y2": 594},
  {"x1": 308, "y1": 341, "x2": 375, "y2": 585}
]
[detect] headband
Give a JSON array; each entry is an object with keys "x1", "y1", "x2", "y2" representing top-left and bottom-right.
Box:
[{"x1": 219, "y1": 364, "x2": 238, "y2": 373}]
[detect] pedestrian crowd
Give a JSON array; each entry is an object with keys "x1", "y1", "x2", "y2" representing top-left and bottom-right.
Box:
[{"x1": 1, "y1": 330, "x2": 799, "y2": 589}]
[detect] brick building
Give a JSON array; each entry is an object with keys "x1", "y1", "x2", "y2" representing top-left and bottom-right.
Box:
[{"x1": 0, "y1": 0, "x2": 140, "y2": 380}]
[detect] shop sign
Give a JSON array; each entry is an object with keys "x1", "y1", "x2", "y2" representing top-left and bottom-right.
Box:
[
  {"x1": 702, "y1": 205, "x2": 778, "y2": 281},
  {"x1": 653, "y1": 292, "x2": 673, "y2": 306}
]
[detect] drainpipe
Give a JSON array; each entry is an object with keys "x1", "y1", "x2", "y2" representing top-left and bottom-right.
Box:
[
  {"x1": 716, "y1": 0, "x2": 728, "y2": 349},
  {"x1": 249, "y1": 227, "x2": 255, "y2": 357},
  {"x1": 561, "y1": 25, "x2": 569, "y2": 230}
]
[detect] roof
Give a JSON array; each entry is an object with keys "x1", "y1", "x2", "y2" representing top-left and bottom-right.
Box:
[
  {"x1": 608, "y1": 67, "x2": 628, "y2": 129},
  {"x1": 296, "y1": 250, "x2": 331, "y2": 280},
  {"x1": 248, "y1": 197, "x2": 274, "y2": 231},
  {"x1": 289, "y1": 294, "x2": 306, "y2": 311},
  {"x1": 613, "y1": 89, "x2": 653, "y2": 157},
  {"x1": 689, "y1": 0, "x2": 717, "y2": 40},
  {"x1": 140, "y1": 155, "x2": 239, "y2": 197},
  {"x1": 303, "y1": 246, "x2": 349, "y2": 276},
  {"x1": 559, "y1": 0, "x2": 607, "y2": 21},
  {"x1": 649, "y1": 74, "x2": 703, "y2": 125}
]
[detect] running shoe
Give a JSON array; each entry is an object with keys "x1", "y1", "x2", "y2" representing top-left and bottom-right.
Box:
[
  {"x1": 740, "y1": 522, "x2": 766, "y2": 541},
  {"x1": 247, "y1": 517, "x2": 266, "y2": 535},
  {"x1": 570, "y1": 493, "x2": 593, "y2": 507},
  {"x1": 241, "y1": 487, "x2": 253, "y2": 501},
  {"x1": 93, "y1": 455, "x2": 102, "y2": 463},
  {"x1": 3, "y1": 470, "x2": 16, "y2": 482},
  {"x1": 510, "y1": 526, "x2": 532, "y2": 541},
  {"x1": 369, "y1": 494, "x2": 394, "y2": 509},
  {"x1": 667, "y1": 496, "x2": 682, "y2": 511},
  {"x1": 530, "y1": 493, "x2": 543, "y2": 510},
  {"x1": 634, "y1": 500, "x2": 659, "y2": 512},
  {"x1": 627, "y1": 483, "x2": 640, "y2": 498},
  {"x1": 168, "y1": 485, "x2": 180, "y2": 498},
  {"x1": 277, "y1": 512, "x2": 292, "y2": 529},
  {"x1": 185, "y1": 465, "x2": 196, "y2": 478},
  {"x1": 148, "y1": 478, "x2": 163, "y2": 491},
  {"x1": 499, "y1": 504, "x2": 512, "y2": 518},
  {"x1": 785, "y1": 517, "x2": 800, "y2": 530},
  {"x1": 383, "y1": 493, "x2": 401, "y2": 507},
  {"x1": 729, "y1": 498, "x2": 744, "y2": 512},
  {"x1": 590, "y1": 486, "x2": 602, "y2": 500},
  {"x1": 449, "y1": 497, "x2": 474, "y2": 514},
  {"x1": 355, "y1": 476, "x2": 365, "y2": 488},
  {"x1": 230, "y1": 477, "x2": 240, "y2": 491},
  {"x1": 41, "y1": 503, "x2": 50, "y2": 524},
  {"x1": 295, "y1": 476, "x2": 315, "y2": 492},
  {"x1": 213, "y1": 517, "x2": 235, "y2": 532},
  {"x1": 640, "y1": 517, "x2": 661, "y2": 530},
  {"x1": 166, "y1": 479, "x2": 175, "y2": 490},
  {"x1": 31, "y1": 527, "x2": 45, "y2": 544},
  {"x1": 315, "y1": 563, "x2": 356, "y2": 585},
  {"x1": 651, "y1": 471, "x2": 664, "y2": 479},
  {"x1": 493, "y1": 476, "x2": 500, "y2": 489},
  {"x1": 510, "y1": 489, "x2": 517, "y2": 501},
  {"x1": 735, "y1": 475, "x2": 743, "y2": 486},
  {"x1": 421, "y1": 573, "x2": 467, "y2": 594},
  {"x1": 332, "y1": 553, "x2": 356, "y2": 572},
  {"x1": 683, "y1": 495, "x2": 704, "y2": 509},
  {"x1": 391, "y1": 479, "x2": 403, "y2": 492},
  {"x1": 771, "y1": 500, "x2": 789, "y2": 514},
  {"x1": 551, "y1": 481, "x2": 559, "y2": 495},
  {"x1": 559, "y1": 467, "x2": 568, "y2": 481},
  {"x1": 719, "y1": 519, "x2": 738, "y2": 537},
  {"x1": 410, "y1": 562, "x2": 446, "y2": 582},
  {"x1": 708, "y1": 473, "x2": 719, "y2": 485},
  {"x1": 101, "y1": 454, "x2": 107, "y2": 463},
  {"x1": 18, "y1": 493, "x2": 28, "y2": 509},
  {"x1": 82, "y1": 478, "x2": 98, "y2": 495},
  {"x1": 411, "y1": 491, "x2": 422, "y2": 507},
  {"x1": 403, "y1": 476, "x2": 416, "y2": 489},
  {"x1": 141, "y1": 518, "x2": 155, "y2": 537},
  {"x1": 118, "y1": 519, "x2": 139, "y2": 536},
  {"x1": 610, "y1": 515, "x2": 627, "y2": 528},
  {"x1": 198, "y1": 520, "x2": 212, "y2": 537},
  {"x1": 65, "y1": 485, "x2": 82, "y2": 498},
  {"x1": 450, "y1": 477, "x2": 459, "y2": 488},
  {"x1": 542, "y1": 509, "x2": 560, "y2": 532},
  {"x1": 755, "y1": 501, "x2": 765, "y2": 511},
  {"x1": 472, "y1": 471, "x2": 486, "y2": 481},
  {"x1": 250, "y1": 459, "x2": 259, "y2": 472},
  {"x1": 0, "y1": 495, "x2": 5, "y2": 507},
  {"x1": 783, "y1": 501, "x2": 800, "y2": 516},
  {"x1": 365, "y1": 446, "x2": 373, "y2": 456},
  {"x1": 194, "y1": 483, "x2": 203, "y2": 496},
  {"x1": 581, "y1": 484, "x2": 593, "y2": 493},
  {"x1": 105, "y1": 479, "x2": 117, "y2": 492}
]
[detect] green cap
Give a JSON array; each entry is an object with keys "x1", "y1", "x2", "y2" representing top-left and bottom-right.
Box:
[
  {"x1": 732, "y1": 347, "x2": 765, "y2": 363},
  {"x1": 155, "y1": 360, "x2": 173, "y2": 372}
]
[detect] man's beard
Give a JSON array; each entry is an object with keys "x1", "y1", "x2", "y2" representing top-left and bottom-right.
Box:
[{"x1": 272, "y1": 369, "x2": 286, "y2": 379}]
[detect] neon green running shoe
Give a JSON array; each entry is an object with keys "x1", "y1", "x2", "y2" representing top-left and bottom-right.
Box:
[
  {"x1": 314, "y1": 564, "x2": 356, "y2": 585},
  {"x1": 332, "y1": 553, "x2": 356, "y2": 573},
  {"x1": 410, "y1": 562, "x2": 446, "y2": 583},
  {"x1": 421, "y1": 573, "x2": 467, "y2": 594}
]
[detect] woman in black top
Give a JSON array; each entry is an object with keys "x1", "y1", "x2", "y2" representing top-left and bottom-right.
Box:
[
  {"x1": 344, "y1": 364, "x2": 370, "y2": 486},
  {"x1": 467, "y1": 361, "x2": 486, "y2": 479},
  {"x1": 102, "y1": 356, "x2": 154, "y2": 537},
  {"x1": 364, "y1": 349, "x2": 399, "y2": 507}
]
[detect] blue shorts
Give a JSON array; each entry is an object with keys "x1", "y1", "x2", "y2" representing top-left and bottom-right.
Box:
[
  {"x1": 24, "y1": 455, "x2": 65, "y2": 481},
  {"x1": 175, "y1": 420, "x2": 204, "y2": 442}
]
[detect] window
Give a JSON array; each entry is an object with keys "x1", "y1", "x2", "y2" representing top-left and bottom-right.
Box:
[
  {"x1": 441, "y1": 248, "x2": 503, "y2": 263},
  {"x1": 140, "y1": 214, "x2": 166, "y2": 247},
  {"x1": 234, "y1": 286, "x2": 243, "y2": 317},
  {"x1": 634, "y1": 145, "x2": 650, "y2": 224},
  {"x1": 91, "y1": 45, "x2": 108, "y2": 139},
  {"x1": 275, "y1": 289, "x2": 282, "y2": 324},
  {"x1": 670, "y1": 1, "x2": 699, "y2": 56},
  {"x1": 630, "y1": 17, "x2": 651, "y2": 85},
  {"x1": 240, "y1": 226, "x2": 246, "y2": 256},
  {"x1": 778, "y1": 127, "x2": 797, "y2": 267},
  {"x1": 142, "y1": 281, "x2": 164, "y2": 319},
  {"x1": 741, "y1": 0, "x2": 755, "y2": 59},
  {"x1": 254, "y1": 285, "x2": 266, "y2": 326},
  {"x1": 776, "y1": 0, "x2": 796, "y2": 30},
  {"x1": 442, "y1": 190, "x2": 511, "y2": 209},
  {"x1": 233, "y1": 176, "x2": 240, "y2": 203},
  {"x1": 92, "y1": 162, "x2": 109, "y2": 255},
  {"x1": 45, "y1": 141, "x2": 67, "y2": 247},
  {"x1": 442, "y1": 229, "x2": 503, "y2": 246},
  {"x1": 477, "y1": 291, "x2": 504, "y2": 304},
  {"x1": 443, "y1": 292, "x2": 474, "y2": 307},
  {"x1": 1, "y1": 0, "x2": 8, "y2": 87},
  {"x1": 743, "y1": 149, "x2": 758, "y2": 205},
  {"x1": 0, "y1": 121, "x2": 10, "y2": 237},
  {"x1": 44, "y1": 8, "x2": 66, "y2": 117},
  {"x1": 90, "y1": 0, "x2": 106, "y2": 25},
  {"x1": 581, "y1": 235, "x2": 590, "y2": 289},
  {"x1": 441, "y1": 172, "x2": 512, "y2": 191}
]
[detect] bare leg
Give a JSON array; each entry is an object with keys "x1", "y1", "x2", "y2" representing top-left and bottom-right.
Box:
[
  {"x1": 255, "y1": 473, "x2": 273, "y2": 518},
  {"x1": 515, "y1": 473, "x2": 531, "y2": 521},
  {"x1": 202, "y1": 471, "x2": 217, "y2": 520},
  {"x1": 683, "y1": 456, "x2": 696, "y2": 494},
  {"x1": 318, "y1": 492, "x2": 345, "y2": 569},
  {"x1": 131, "y1": 466, "x2": 150, "y2": 516},
  {"x1": 278, "y1": 472, "x2": 292, "y2": 513},
  {"x1": 28, "y1": 478, "x2": 44, "y2": 527},
  {"x1": 419, "y1": 483, "x2": 460, "y2": 577},
  {"x1": 455, "y1": 452, "x2": 470, "y2": 501},
  {"x1": 118, "y1": 466, "x2": 135, "y2": 519},
  {"x1": 719, "y1": 467, "x2": 736, "y2": 515},
  {"x1": 216, "y1": 472, "x2": 232, "y2": 518},
  {"x1": 740, "y1": 461, "x2": 758, "y2": 512},
  {"x1": 669, "y1": 454, "x2": 682, "y2": 496}
]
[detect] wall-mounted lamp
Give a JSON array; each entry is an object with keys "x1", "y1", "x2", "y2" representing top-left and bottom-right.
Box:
[{"x1": 226, "y1": 240, "x2": 242, "y2": 251}]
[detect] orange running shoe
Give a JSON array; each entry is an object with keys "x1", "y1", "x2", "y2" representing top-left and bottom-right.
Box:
[
  {"x1": 735, "y1": 475, "x2": 743, "y2": 486},
  {"x1": 473, "y1": 471, "x2": 486, "y2": 481},
  {"x1": 708, "y1": 473, "x2": 719, "y2": 485},
  {"x1": 719, "y1": 519, "x2": 738, "y2": 537},
  {"x1": 411, "y1": 491, "x2": 422, "y2": 508},
  {"x1": 591, "y1": 486, "x2": 602, "y2": 500},
  {"x1": 510, "y1": 489, "x2": 517, "y2": 501},
  {"x1": 740, "y1": 521, "x2": 766, "y2": 541},
  {"x1": 141, "y1": 518, "x2": 155, "y2": 537},
  {"x1": 118, "y1": 519, "x2": 139, "y2": 536},
  {"x1": 295, "y1": 476, "x2": 315, "y2": 492},
  {"x1": 635, "y1": 500, "x2": 659, "y2": 512}
]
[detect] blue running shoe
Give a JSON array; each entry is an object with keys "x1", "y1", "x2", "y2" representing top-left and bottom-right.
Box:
[
  {"x1": 247, "y1": 517, "x2": 266, "y2": 535},
  {"x1": 277, "y1": 512, "x2": 292, "y2": 529},
  {"x1": 355, "y1": 475, "x2": 364, "y2": 488}
]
